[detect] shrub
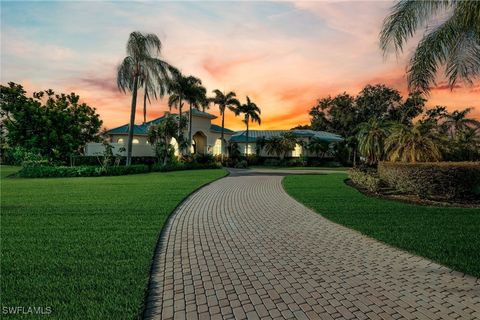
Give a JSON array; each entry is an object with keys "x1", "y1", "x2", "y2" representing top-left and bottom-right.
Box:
[
  {"x1": 73, "y1": 156, "x2": 156, "y2": 166},
  {"x1": 348, "y1": 168, "x2": 383, "y2": 193},
  {"x1": 234, "y1": 160, "x2": 248, "y2": 169},
  {"x1": 194, "y1": 153, "x2": 214, "y2": 164},
  {"x1": 378, "y1": 161, "x2": 480, "y2": 200},
  {"x1": 263, "y1": 158, "x2": 282, "y2": 166},
  {"x1": 18, "y1": 165, "x2": 150, "y2": 178},
  {"x1": 152, "y1": 162, "x2": 221, "y2": 172}
]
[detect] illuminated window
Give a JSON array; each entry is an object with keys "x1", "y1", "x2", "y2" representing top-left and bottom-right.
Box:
[
  {"x1": 170, "y1": 138, "x2": 180, "y2": 156},
  {"x1": 213, "y1": 139, "x2": 223, "y2": 155},
  {"x1": 132, "y1": 139, "x2": 140, "y2": 144},
  {"x1": 117, "y1": 138, "x2": 124, "y2": 144},
  {"x1": 292, "y1": 144, "x2": 302, "y2": 157},
  {"x1": 244, "y1": 144, "x2": 254, "y2": 155}
]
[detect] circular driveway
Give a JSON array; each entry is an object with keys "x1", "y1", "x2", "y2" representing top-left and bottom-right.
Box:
[{"x1": 144, "y1": 169, "x2": 479, "y2": 320}]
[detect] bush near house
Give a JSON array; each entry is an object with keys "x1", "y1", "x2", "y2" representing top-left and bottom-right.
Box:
[
  {"x1": 16, "y1": 162, "x2": 222, "y2": 178},
  {"x1": 18, "y1": 164, "x2": 150, "y2": 178},
  {"x1": 348, "y1": 167, "x2": 383, "y2": 193},
  {"x1": 378, "y1": 161, "x2": 480, "y2": 200}
]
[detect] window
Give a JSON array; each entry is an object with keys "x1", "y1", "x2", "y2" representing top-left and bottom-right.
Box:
[
  {"x1": 132, "y1": 139, "x2": 140, "y2": 144},
  {"x1": 117, "y1": 138, "x2": 124, "y2": 144},
  {"x1": 292, "y1": 144, "x2": 302, "y2": 157},
  {"x1": 245, "y1": 144, "x2": 254, "y2": 155},
  {"x1": 213, "y1": 139, "x2": 223, "y2": 155}
]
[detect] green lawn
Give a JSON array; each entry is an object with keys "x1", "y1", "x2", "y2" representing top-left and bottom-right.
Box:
[
  {"x1": 1, "y1": 166, "x2": 226, "y2": 319},
  {"x1": 283, "y1": 173, "x2": 480, "y2": 278}
]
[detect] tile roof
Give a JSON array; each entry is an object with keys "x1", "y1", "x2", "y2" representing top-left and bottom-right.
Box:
[
  {"x1": 106, "y1": 111, "x2": 230, "y2": 136},
  {"x1": 229, "y1": 130, "x2": 343, "y2": 143},
  {"x1": 210, "y1": 124, "x2": 235, "y2": 134}
]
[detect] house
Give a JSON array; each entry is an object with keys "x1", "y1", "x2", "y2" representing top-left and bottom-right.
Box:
[
  {"x1": 230, "y1": 129, "x2": 343, "y2": 157},
  {"x1": 84, "y1": 109, "x2": 342, "y2": 157}
]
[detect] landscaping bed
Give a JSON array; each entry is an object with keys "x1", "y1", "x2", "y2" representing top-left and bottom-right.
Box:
[
  {"x1": 1, "y1": 166, "x2": 227, "y2": 319},
  {"x1": 283, "y1": 173, "x2": 480, "y2": 278}
]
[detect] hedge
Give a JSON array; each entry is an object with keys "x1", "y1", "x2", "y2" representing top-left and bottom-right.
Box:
[
  {"x1": 17, "y1": 162, "x2": 222, "y2": 178},
  {"x1": 18, "y1": 165, "x2": 150, "y2": 178},
  {"x1": 151, "y1": 162, "x2": 221, "y2": 172},
  {"x1": 348, "y1": 168, "x2": 383, "y2": 193},
  {"x1": 73, "y1": 156, "x2": 157, "y2": 166},
  {"x1": 378, "y1": 161, "x2": 480, "y2": 200}
]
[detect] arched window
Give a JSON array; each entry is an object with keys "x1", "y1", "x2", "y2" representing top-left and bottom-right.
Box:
[
  {"x1": 132, "y1": 138, "x2": 140, "y2": 144},
  {"x1": 117, "y1": 138, "x2": 124, "y2": 144}
]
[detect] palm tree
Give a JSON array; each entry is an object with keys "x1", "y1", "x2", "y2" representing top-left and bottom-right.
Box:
[
  {"x1": 356, "y1": 118, "x2": 390, "y2": 165},
  {"x1": 264, "y1": 136, "x2": 283, "y2": 158},
  {"x1": 168, "y1": 72, "x2": 186, "y2": 136},
  {"x1": 117, "y1": 31, "x2": 174, "y2": 165},
  {"x1": 168, "y1": 71, "x2": 206, "y2": 153},
  {"x1": 307, "y1": 138, "x2": 330, "y2": 159},
  {"x1": 441, "y1": 108, "x2": 480, "y2": 138},
  {"x1": 184, "y1": 78, "x2": 206, "y2": 153},
  {"x1": 211, "y1": 90, "x2": 240, "y2": 159},
  {"x1": 233, "y1": 96, "x2": 261, "y2": 156},
  {"x1": 141, "y1": 71, "x2": 170, "y2": 124},
  {"x1": 147, "y1": 113, "x2": 187, "y2": 165},
  {"x1": 385, "y1": 124, "x2": 442, "y2": 162},
  {"x1": 269, "y1": 132, "x2": 297, "y2": 159},
  {"x1": 380, "y1": 0, "x2": 480, "y2": 93}
]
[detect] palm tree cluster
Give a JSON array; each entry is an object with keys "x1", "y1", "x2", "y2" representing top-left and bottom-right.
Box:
[
  {"x1": 357, "y1": 107, "x2": 480, "y2": 164},
  {"x1": 117, "y1": 31, "x2": 261, "y2": 165}
]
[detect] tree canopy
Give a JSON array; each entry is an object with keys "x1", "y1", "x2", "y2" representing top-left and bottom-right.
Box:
[{"x1": 0, "y1": 82, "x2": 102, "y2": 162}]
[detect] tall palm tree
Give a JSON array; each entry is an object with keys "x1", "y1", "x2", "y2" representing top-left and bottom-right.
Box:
[
  {"x1": 233, "y1": 96, "x2": 261, "y2": 155},
  {"x1": 211, "y1": 90, "x2": 240, "y2": 159},
  {"x1": 380, "y1": 0, "x2": 480, "y2": 93},
  {"x1": 184, "y1": 78, "x2": 206, "y2": 153},
  {"x1": 356, "y1": 118, "x2": 390, "y2": 165},
  {"x1": 385, "y1": 124, "x2": 442, "y2": 162},
  {"x1": 117, "y1": 31, "x2": 173, "y2": 165},
  {"x1": 167, "y1": 72, "x2": 200, "y2": 153},
  {"x1": 441, "y1": 107, "x2": 480, "y2": 138},
  {"x1": 141, "y1": 70, "x2": 170, "y2": 124}
]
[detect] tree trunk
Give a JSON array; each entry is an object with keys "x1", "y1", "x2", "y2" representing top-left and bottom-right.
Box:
[
  {"x1": 353, "y1": 148, "x2": 357, "y2": 167},
  {"x1": 188, "y1": 103, "x2": 193, "y2": 155},
  {"x1": 163, "y1": 137, "x2": 169, "y2": 166},
  {"x1": 221, "y1": 111, "x2": 225, "y2": 162},
  {"x1": 178, "y1": 96, "x2": 183, "y2": 154},
  {"x1": 126, "y1": 75, "x2": 139, "y2": 166},
  {"x1": 245, "y1": 117, "x2": 249, "y2": 157},
  {"x1": 143, "y1": 88, "x2": 147, "y2": 124}
]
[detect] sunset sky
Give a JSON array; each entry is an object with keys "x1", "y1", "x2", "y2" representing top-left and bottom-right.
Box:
[{"x1": 2, "y1": 0, "x2": 479, "y2": 131}]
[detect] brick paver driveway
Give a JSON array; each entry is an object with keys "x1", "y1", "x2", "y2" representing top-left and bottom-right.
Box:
[{"x1": 144, "y1": 169, "x2": 480, "y2": 320}]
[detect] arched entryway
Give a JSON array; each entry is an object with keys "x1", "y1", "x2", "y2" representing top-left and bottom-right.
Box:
[{"x1": 192, "y1": 131, "x2": 207, "y2": 155}]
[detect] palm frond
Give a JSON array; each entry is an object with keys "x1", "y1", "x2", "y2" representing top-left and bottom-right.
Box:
[
  {"x1": 117, "y1": 56, "x2": 136, "y2": 93},
  {"x1": 379, "y1": 0, "x2": 451, "y2": 54},
  {"x1": 406, "y1": 14, "x2": 459, "y2": 93}
]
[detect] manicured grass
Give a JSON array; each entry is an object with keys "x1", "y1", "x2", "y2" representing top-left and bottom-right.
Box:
[
  {"x1": 1, "y1": 166, "x2": 226, "y2": 319},
  {"x1": 283, "y1": 173, "x2": 480, "y2": 278}
]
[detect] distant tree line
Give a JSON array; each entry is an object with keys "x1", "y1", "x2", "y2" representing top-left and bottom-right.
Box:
[{"x1": 293, "y1": 84, "x2": 480, "y2": 165}]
